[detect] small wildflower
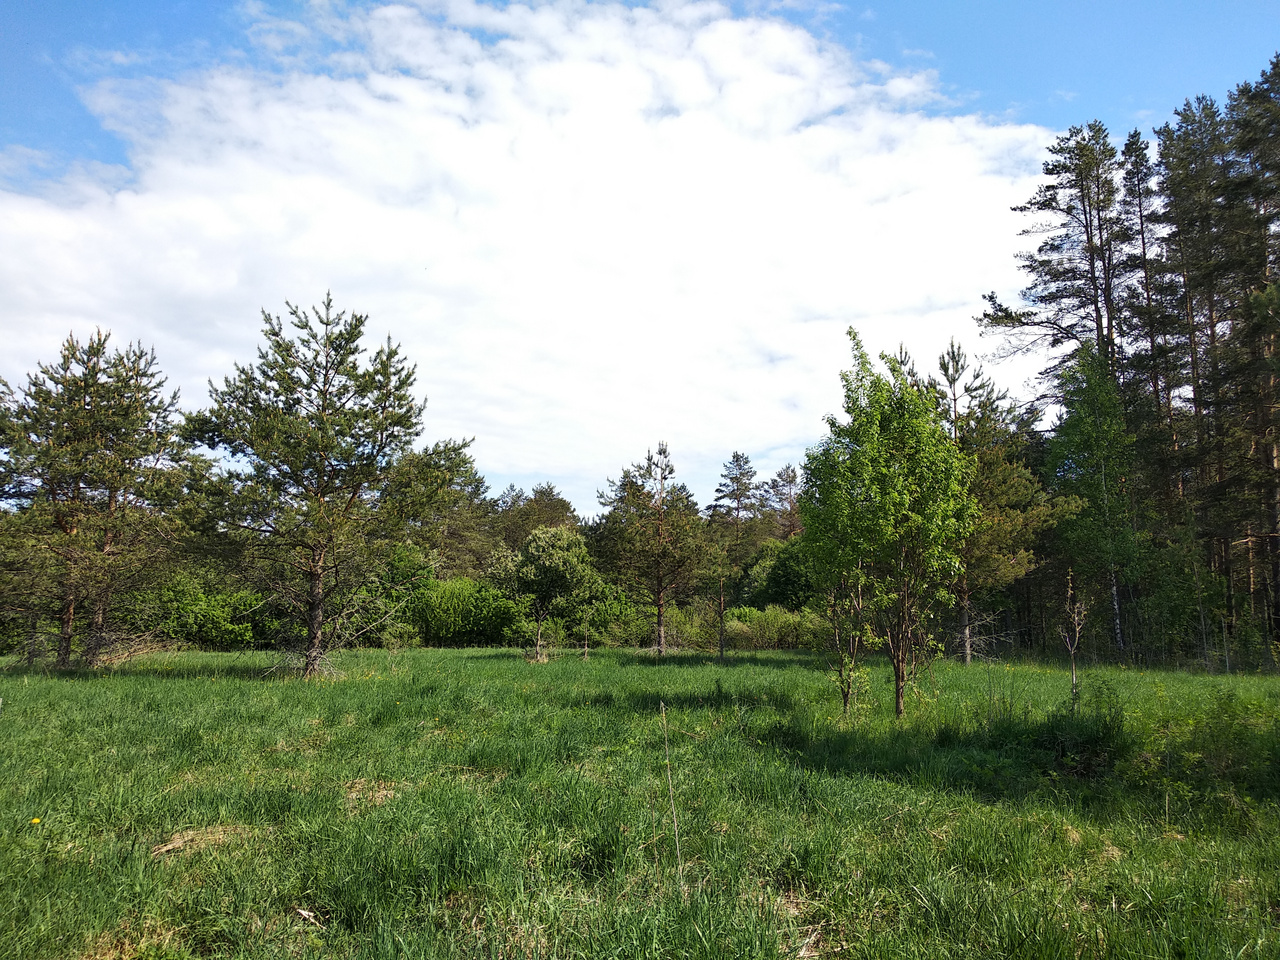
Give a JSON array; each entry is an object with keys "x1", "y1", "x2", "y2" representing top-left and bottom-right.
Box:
[{"x1": 30, "y1": 818, "x2": 40, "y2": 824}]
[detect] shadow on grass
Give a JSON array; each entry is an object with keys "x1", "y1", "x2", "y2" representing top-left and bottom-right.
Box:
[
  {"x1": 756, "y1": 688, "x2": 1280, "y2": 828},
  {"x1": 624, "y1": 687, "x2": 798, "y2": 714},
  {"x1": 610, "y1": 650, "x2": 825, "y2": 671},
  {"x1": 771, "y1": 706, "x2": 1130, "y2": 805}
]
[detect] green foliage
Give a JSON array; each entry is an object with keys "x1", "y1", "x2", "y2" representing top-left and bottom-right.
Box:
[
  {"x1": 754, "y1": 535, "x2": 814, "y2": 611},
  {"x1": 385, "y1": 439, "x2": 498, "y2": 578},
  {"x1": 493, "y1": 482, "x2": 579, "y2": 552},
  {"x1": 706, "y1": 451, "x2": 770, "y2": 569},
  {"x1": 737, "y1": 538, "x2": 784, "y2": 608},
  {"x1": 581, "y1": 589, "x2": 649, "y2": 648},
  {"x1": 488, "y1": 526, "x2": 602, "y2": 659},
  {"x1": 1045, "y1": 343, "x2": 1142, "y2": 651},
  {"x1": 724, "y1": 605, "x2": 822, "y2": 650},
  {"x1": 801, "y1": 329, "x2": 976, "y2": 715},
  {"x1": 406, "y1": 577, "x2": 525, "y2": 647},
  {"x1": 591, "y1": 443, "x2": 711, "y2": 654},
  {"x1": 936, "y1": 340, "x2": 1069, "y2": 661},
  {"x1": 120, "y1": 573, "x2": 262, "y2": 651}
]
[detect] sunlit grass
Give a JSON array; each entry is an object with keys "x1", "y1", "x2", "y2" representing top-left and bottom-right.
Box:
[{"x1": 2, "y1": 648, "x2": 1277, "y2": 958}]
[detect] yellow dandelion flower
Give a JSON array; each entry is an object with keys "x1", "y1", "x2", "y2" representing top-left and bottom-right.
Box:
[{"x1": 30, "y1": 818, "x2": 40, "y2": 824}]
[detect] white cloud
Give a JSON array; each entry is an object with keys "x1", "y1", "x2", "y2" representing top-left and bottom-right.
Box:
[{"x1": 0, "y1": 0, "x2": 1049, "y2": 512}]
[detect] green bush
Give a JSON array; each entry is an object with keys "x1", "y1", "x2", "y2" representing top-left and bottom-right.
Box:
[
  {"x1": 406, "y1": 577, "x2": 526, "y2": 647},
  {"x1": 584, "y1": 593, "x2": 651, "y2": 648},
  {"x1": 725, "y1": 605, "x2": 821, "y2": 650},
  {"x1": 124, "y1": 574, "x2": 265, "y2": 650}
]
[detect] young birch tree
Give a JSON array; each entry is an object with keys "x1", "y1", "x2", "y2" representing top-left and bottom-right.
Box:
[{"x1": 802, "y1": 330, "x2": 975, "y2": 717}]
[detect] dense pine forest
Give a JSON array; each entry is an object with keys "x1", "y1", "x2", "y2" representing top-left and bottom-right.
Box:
[{"x1": 4, "y1": 55, "x2": 1280, "y2": 680}]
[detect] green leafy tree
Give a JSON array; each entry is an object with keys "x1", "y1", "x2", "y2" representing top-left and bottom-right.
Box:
[
  {"x1": 802, "y1": 331, "x2": 975, "y2": 717},
  {"x1": 490, "y1": 526, "x2": 601, "y2": 661},
  {"x1": 0, "y1": 331, "x2": 183, "y2": 667},
  {"x1": 189, "y1": 294, "x2": 425, "y2": 677}
]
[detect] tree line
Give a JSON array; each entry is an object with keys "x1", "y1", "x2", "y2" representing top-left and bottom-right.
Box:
[
  {"x1": 0, "y1": 296, "x2": 808, "y2": 677},
  {"x1": 977, "y1": 54, "x2": 1280, "y2": 670},
  {"x1": 4, "y1": 55, "x2": 1278, "y2": 688}
]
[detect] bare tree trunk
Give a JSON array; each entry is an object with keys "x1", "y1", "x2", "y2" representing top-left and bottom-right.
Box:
[
  {"x1": 717, "y1": 576, "x2": 726, "y2": 664},
  {"x1": 84, "y1": 602, "x2": 106, "y2": 668},
  {"x1": 893, "y1": 653, "x2": 906, "y2": 718},
  {"x1": 656, "y1": 589, "x2": 666, "y2": 656},
  {"x1": 305, "y1": 562, "x2": 324, "y2": 677},
  {"x1": 1110, "y1": 567, "x2": 1124, "y2": 654},
  {"x1": 57, "y1": 594, "x2": 75, "y2": 669}
]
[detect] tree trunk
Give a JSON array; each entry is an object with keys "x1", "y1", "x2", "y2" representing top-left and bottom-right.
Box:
[
  {"x1": 85, "y1": 601, "x2": 107, "y2": 667},
  {"x1": 1110, "y1": 566, "x2": 1124, "y2": 654},
  {"x1": 656, "y1": 590, "x2": 666, "y2": 656},
  {"x1": 57, "y1": 594, "x2": 75, "y2": 669},
  {"x1": 305, "y1": 562, "x2": 324, "y2": 677},
  {"x1": 717, "y1": 576, "x2": 726, "y2": 664},
  {"x1": 889, "y1": 621, "x2": 907, "y2": 718},
  {"x1": 893, "y1": 653, "x2": 906, "y2": 718}
]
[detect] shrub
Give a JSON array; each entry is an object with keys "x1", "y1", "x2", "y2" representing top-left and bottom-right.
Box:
[
  {"x1": 725, "y1": 605, "x2": 821, "y2": 650},
  {"x1": 406, "y1": 577, "x2": 526, "y2": 647},
  {"x1": 123, "y1": 574, "x2": 265, "y2": 650},
  {"x1": 584, "y1": 593, "x2": 652, "y2": 648}
]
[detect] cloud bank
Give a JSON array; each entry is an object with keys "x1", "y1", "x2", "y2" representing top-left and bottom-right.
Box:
[{"x1": 0, "y1": 0, "x2": 1050, "y2": 511}]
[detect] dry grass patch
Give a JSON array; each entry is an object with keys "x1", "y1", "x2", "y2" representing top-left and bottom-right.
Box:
[
  {"x1": 80, "y1": 916, "x2": 187, "y2": 960},
  {"x1": 150, "y1": 825, "x2": 250, "y2": 859},
  {"x1": 344, "y1": 778, "x2": 397, "y2": 811}
]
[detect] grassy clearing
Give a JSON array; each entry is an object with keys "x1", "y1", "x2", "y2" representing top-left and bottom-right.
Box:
[{"x1": 2, "y1": 648, "x2": 1278, "y2": 958}]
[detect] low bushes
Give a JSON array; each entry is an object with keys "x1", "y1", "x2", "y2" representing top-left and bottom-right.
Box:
[{"x1": 405, "y1": 577, "x2": 526, "y2": 647}]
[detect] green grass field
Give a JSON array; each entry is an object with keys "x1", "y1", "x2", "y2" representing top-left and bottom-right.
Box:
[{"x1": 2, "y1": 648, "x2": 1278, "y2": 958}]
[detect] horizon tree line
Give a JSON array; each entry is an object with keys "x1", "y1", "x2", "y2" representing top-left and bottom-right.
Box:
[{"x1": 4, "y1": 53, "x2": 1280, "y2": 680}]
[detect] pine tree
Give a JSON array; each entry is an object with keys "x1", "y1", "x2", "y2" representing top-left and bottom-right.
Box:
[
  {"x1": 189, "y1": 294, "x2": 424, "y2": 676},
  {"x1": 937, "y1": 341, "x2": 1066, "y2": 663},
  {"x1": 982, "y1": 121, "x2": 1132, "y2": 374},
  {"x1": 0, "y1": 332, "x2": 183, "y2": 666},
  {"x1": 1044, "y1": 344, "x2": 1141, "y2": 652},
  {"x1": 591, "y1": 443, "x2": 709, "y2": 655}
]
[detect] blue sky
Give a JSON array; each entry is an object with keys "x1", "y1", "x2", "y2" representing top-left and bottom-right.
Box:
[
  {"x1": 1, "y1": 0, "x2": 1277, "y2": 511},
  {"x1": 6, "y1": 1, "x2": 1276, "y2": 176}
]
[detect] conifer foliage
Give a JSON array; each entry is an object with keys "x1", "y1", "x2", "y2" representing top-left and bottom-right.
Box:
[
  {"x1": 189, "y1": 294, "x2": 425, "y2": 676},
  {"x1": 0, "y1": 332, "x2": 183, "y2": 666}
]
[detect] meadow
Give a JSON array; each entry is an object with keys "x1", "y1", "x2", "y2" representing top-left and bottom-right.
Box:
[{"x1": 2, "y1": 647, "x2": 1278, "y2": 959}]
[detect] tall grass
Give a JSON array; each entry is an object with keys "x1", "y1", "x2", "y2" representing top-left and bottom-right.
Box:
[{"x1": 1, "y1": 649, "x2": 1277, "y2": 958}]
